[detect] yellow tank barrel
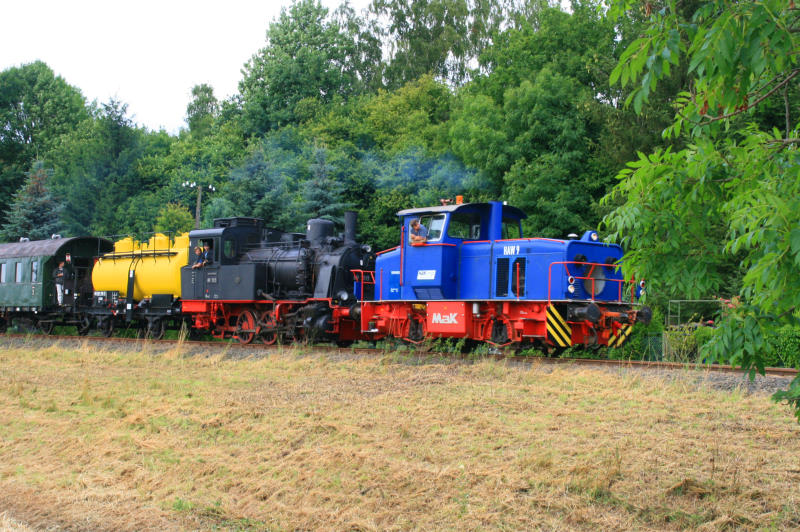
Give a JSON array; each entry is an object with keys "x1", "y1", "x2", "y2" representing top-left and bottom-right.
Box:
[{"x1": 92, "y1": 233, "x2": 190, "y2": 300}]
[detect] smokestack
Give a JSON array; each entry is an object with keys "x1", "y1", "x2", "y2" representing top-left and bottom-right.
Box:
[{"x1": 344, "y1": 211, "x2": 357, "y2": 246}]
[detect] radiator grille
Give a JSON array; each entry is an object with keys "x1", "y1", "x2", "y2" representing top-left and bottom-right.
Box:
[{"x1": 496, "y1": 258, "x2": 509, "y2": 297}]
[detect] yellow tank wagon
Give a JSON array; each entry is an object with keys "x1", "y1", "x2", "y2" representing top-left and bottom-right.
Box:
[{"x1": 92, "y1": 233, "x2": 190, "y2": 300}]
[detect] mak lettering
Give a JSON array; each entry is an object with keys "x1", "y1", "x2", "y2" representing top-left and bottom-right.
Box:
[{"x1": 431, "y1": 312, "x2": 459, "y2": 324}]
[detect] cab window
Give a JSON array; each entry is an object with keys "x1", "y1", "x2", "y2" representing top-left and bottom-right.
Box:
[
  {"x1": 223, "y1": 238, "x2": 236, "y2": 260},
  {"x1": 502, "y1": 217, "x2": 522, "y2": 239},
  {"x1": 447, "y1": 212, "x2": 481, "y2": 240},
  {"x1": 410, "y1": 214, "x2": 446, "y2": 243}
]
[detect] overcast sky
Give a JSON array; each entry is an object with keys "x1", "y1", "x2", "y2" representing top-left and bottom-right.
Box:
[{"x1": 0, "y1": 0, "x2": 370, "y2": 133}]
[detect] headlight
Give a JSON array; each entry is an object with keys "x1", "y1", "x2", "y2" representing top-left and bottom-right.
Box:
[
  {"x1": 568, "y1": 276, "x2": 575, "y2": 285},
  {"x1": 590, "y1": 232, "x2": 598, "y2": 241},
  {"x1": 567, "y1": 284, "x2": 576, "y2": 294}
]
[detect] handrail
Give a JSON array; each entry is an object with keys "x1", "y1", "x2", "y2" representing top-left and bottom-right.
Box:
[
  {"x1": 547, "y1": 261, "x2": 640, "y2": 304},
  {"x1": 375, "y1": 246, "x2": 399, "y2": 256}
]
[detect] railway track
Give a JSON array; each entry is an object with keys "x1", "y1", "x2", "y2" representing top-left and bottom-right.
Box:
[{"x1": 2, "y1": 332, "x2": 797, "y2": 379}]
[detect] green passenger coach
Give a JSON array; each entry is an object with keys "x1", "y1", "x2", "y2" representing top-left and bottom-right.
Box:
[{"x1": 0, "y1": 237, "x2": 113, "y2": 333}]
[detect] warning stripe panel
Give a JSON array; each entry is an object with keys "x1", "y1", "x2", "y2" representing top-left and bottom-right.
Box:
[
  {"x1": 608, "y1": 324, "x2": 633, "y2": 348},
  {"x1": 546, "y1": 306, "x2": 572, "y2": 347}
]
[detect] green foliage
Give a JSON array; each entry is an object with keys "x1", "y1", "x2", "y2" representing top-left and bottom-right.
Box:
[
  {"x1": 605, "y1": 0, "x2": 800, "y2": 419},
  {"x1": 0, "y1": 61, "x2": 88, "y2": 223},
  {"x1": 185, "y1": 84, "x2": 218, "y2": 138},
  {"x1": 449, "y1": 4, "x2": 640, "y2": 237},
  {"x1": 774, "y1": 326, "x2": 800, "y2": 369},
  {"x1": 239, "y1": 0, "x2": 380, "y2": 135},
  {"x1": 370, "y1": 0, "x2": 505, "y2": 87},
  {"x1": 0, "y1": 161, "x2": 63, "y2": 242},
  {"x1": 607, "y1": 307, "x2": 665, "y2": 361},
  {"x1": 154, "y1": 204, "x2": 194, "y2": 235}
]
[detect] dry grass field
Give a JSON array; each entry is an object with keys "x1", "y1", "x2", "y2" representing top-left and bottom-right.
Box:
[{"x1": 1, "y1": 340, "x2": 799, "y2": 531}]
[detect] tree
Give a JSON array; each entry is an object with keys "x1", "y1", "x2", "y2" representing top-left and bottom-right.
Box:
[
  {"x1": 0, "y1": 161, "x2": 63, "y2": 242},
  {"x1": 186, "y1": 83, "x2": 218, "y2": 138},
  {"x1": 369, "y1": 0, "x2": 512, "y2": 88},
  {"x1": 47, "y1": 99, "x2": 147, "y2": 236},
  {"x1": 155, "y1": 203, "x2": 194, "y2": 235},
  {"x1": 239, "y1": 0, "x2": 380, "y2": 135},
  {"x1": 296, "y1": 144, "x2": 353, "y2": 222},
  {"x1": 449, "y1": 5, "x2": 623, "y2": 236},
  {"x1": 604, "y1": 0, "x2": 800, "y2": 418},
  {"x1": 0, "y1": 61, "x2": 88, "y2": 222}
]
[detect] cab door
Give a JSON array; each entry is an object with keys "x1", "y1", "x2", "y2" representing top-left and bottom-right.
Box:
[{"x1": 401, "y1": 214, "x2": 458, "y2": 300}]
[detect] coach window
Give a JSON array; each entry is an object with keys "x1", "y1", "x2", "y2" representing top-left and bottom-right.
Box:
[
  {"x1": 15, "y1": 262, "x2": 23, "y2": 283},
  {"x1": 0, "y1": 263, "x2": 6, "y2": 283},
  {"x1": 31, "y1": 261, "x2": 39, "y2": 283}
]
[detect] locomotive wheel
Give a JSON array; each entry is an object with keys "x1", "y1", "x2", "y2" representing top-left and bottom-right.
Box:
[
  {"x1": 258, "y1": 311, "x2": 278, "y2": 345},
  {"x1": 38, "y1": 319, "x2": 55, "y2": 335},
  {"x1": 235, "y1": 311, "x2": 257, "y2": 344},
  {"x1": 146, "y1": 319, "x2": 166, "y2": 340},
  {"x1": 261, "y1": 330, "x2": 278, "y2": 345},
  {"x1": 406, "y1": 317, "x2": 425, "y2": 343},
  {"x1": 490, "y1": 320, "x2": 510, "y2": 345},
  {"x1": 77, "y1": 315, "x2": 91, "y2": 336}
]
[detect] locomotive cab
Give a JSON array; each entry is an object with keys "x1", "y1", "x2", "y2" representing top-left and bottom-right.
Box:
[
  {"x1": 181, "y1": 218, "x2": 264, "y2": 301},
  {"x1": 374, "y1": 201, "x2": 526, "y2": 300}
]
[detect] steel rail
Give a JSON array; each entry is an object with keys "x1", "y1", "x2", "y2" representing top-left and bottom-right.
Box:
[{"x1": 2, "y1": 333, "x2": 797, "y2": 378}]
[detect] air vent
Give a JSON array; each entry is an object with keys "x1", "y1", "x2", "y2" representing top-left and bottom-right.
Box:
[
  {"x1": 413, "y1": 288, "x2": 444, "y2": 300},
  {"x1": 496, "y1": 258, "x2": 509, "y2": 297}
]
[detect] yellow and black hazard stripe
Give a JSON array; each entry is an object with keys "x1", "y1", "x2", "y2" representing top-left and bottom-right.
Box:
[
  {"x1": 546, "y1": 305, "x2": 572, "y2": 347},
  {"x1": 608, "y1": 324, "x2": 633, "y2": 348}
]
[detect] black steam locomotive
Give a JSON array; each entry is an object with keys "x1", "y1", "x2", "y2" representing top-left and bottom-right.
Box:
[{"x1": 181, "y1": 213, "x2": 373, "y2": 343}]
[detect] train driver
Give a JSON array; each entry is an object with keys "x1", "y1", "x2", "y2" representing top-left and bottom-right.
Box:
[
  {"x1": 202, "y1": 242, "x2": 213, "y2": 266},
  {"x1": 191, "y1": 246, "x2": 204, "y2": 269},
  {"x1": 410, "y1": 219, "x2": 428, "y2": 243}
]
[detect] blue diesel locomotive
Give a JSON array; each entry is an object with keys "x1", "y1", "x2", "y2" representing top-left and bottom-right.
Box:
[{"x1": 358, "y1": 199, "x2": 651, "y2": 349}]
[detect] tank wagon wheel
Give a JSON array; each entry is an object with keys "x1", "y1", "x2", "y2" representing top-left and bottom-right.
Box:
[
  {"x1": 146, "y1": 319, "x2": 166, "y2": 341},
  {"x1": 77, "y1": 315, "x2": 92, "y2": 336},
  {"x1": 235, "y1": 310, "x2": 258, "y2": 345},
  {"x1": 38, "y1": 319, "x2": 55, "y2": 335},
  {"x1": 336, "y1": 340, "x2": 354, "y2": 348},
  {"x1": 99, "y1": 319, "x2": 114, "y2": 338}
]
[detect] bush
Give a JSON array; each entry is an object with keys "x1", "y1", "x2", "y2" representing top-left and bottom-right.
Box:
[
  {"x1": 661, "y1": 325, "x2": 701, "y2": 363},
  {"x1": 774, "y1": 326, "x2": 800, "y2": 369},
  {"x1": 606, "y1": 307, "x2": 665, "y2": 361},
  {"x1": 699, "y1": 324, "x2": 800, "y2": 368}
]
